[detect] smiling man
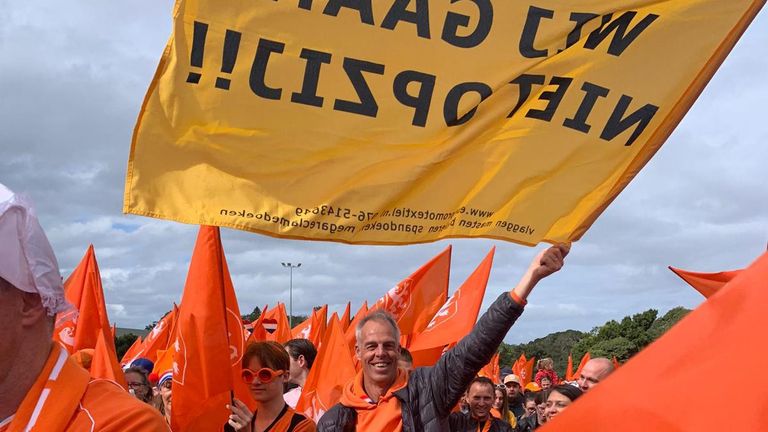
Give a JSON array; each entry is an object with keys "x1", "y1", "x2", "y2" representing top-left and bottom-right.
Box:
[
  {"x1": 317, "y1": 243, "x2": 569, "y2": 432},
  {"x1": 449, "y1": 377, "x2": 514, "y2": 432}
]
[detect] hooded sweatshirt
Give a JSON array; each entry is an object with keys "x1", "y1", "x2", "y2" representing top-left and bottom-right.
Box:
[{"x1": 339, "y1": 369, "x2": 409, "y2": 432}]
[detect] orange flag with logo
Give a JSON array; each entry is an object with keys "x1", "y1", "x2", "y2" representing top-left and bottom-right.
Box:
[
  {"x1": 54, "y1": 245, "x2": 111, "y2": 354},
  {"x1": 565, "y1": 353, "x2": 574, "y2": 381},
  {"x1": 372, "y1": 246, "x2": 451, "y2": 336},
  {"x1": 345, "y1": 301, "x2": 368, "y2": 351},
  {"x1": 171, "y1": 226, "x2": 245, "y2": 431},
  {"x1": 292, "y1": 304, "x2": 328, "y2": 347},
  {"x1": 574, "y1": 352, "x2": 591, "y2": 380},
  {"x1": 668, "y1": 266, "x2": 742, "y2": 298},
  {"x1": 409, "y1": 248, "x2": 494, "y2": 352},
  {"x1": 126, "y1": 306, "x2": 178, "y2": 365},
  {"x1": 296, "y1": 313, "x2": 358, "y2": 422},
  {"x1": 479, "y1": 352, "x2": 501, "y2": 383},
  {"x1": 520, "y1": 357, "x2": 535, "y2": 387},
  {"x1": 90, "y1": 325, "x2": 127, "y2": 389},
  {"x1": 263, "y1": 303, "x2": 292, "y2": 343},
  {"x1": 543, "y1": 252, "x2": 768, "y2": 431},
  {"x1": 340, "y1": 302, "x2": 351, "y2": 332}
]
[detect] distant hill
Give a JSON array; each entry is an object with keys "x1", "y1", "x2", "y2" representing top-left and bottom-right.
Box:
[
  {"x1": 115, "y1": 327, "x2": 148, "y2": 338},
  {"x1": 498, "y1": 307, "x2": 691, "y2": 377}
]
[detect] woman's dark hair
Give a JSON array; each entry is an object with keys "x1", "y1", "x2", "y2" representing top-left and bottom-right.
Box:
[
  {"x1": 535, "y1": 390, "x2": 550, "y2": 405},
  {"x1": 284, "y1": 338, "x2": 318, "y2": 369},
  {"x1": 494, "y1": 384, "x2": 510, "y2": 420},
  {"x1": 551, "y1": 384, "x2": 583, "y2": 402}
]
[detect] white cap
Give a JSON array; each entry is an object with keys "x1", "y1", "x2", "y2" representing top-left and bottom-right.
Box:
[{"x1": 0, "y1": 183, "x2": 70, "y2": 315}]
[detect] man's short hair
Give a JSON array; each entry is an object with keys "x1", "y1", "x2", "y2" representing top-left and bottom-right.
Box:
[
  {"x1": 468, "y1": 376, "x2": 495, "y2": 394},
  {"x1": 355, "y1": 310, "x2": 401, "y2": 345},
  {"x1": 399, "y1": 347, "x2": 413, "y2": 363},
  {"x1": 284, "y1": 338, "x2": 318, "y2": 369}
]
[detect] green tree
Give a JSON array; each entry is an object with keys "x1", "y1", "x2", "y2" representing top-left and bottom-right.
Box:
[{"x1": 115, "y1": 333, "x2": 139, "y2": 360}]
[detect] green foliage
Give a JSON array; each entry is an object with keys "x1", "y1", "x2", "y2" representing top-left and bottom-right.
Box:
[
  {"x1": 242, "y1": 306, "x2": 262, "y2": 322},
  {"x1": 115, "y1": 333, "x2": 139, "y2": 360},
  {"x1": 498, "y1": 307, "x2": 691, "y2": 377}
]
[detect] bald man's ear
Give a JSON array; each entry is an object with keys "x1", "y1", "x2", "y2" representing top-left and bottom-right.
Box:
[{"x1": 20, "y1": 291, "x2": 49, "y2": 328}]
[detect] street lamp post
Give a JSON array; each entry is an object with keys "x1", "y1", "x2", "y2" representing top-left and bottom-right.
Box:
[{"x1": 281, "y1": 262, "x2": 301, "y2": 327}]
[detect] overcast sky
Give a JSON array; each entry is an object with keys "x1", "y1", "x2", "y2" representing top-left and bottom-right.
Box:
[{"x1": 1, "y1": 1, "x2": 766, "y2": 344}]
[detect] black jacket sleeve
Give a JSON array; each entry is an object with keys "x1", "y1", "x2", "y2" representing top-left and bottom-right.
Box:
[{"x1": 427, "y1": 292, "x2": 525, "y2": 418}]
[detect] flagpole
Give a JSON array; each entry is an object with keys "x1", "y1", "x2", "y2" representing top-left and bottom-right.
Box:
[
  {"x1": 282, "y1": 262, "x2": 301, "y2": 327},
  {"x1": 213, "y1": 227, "x2": 236, "y2": 402}
]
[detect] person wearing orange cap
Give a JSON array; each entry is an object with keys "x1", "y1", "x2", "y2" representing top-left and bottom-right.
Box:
[
  {"x1": 317, "y1": 244, "x2": 569, "y2": 432},
  {"x1": 0, "y1": 184, "x2": 168, "y2": 432}
]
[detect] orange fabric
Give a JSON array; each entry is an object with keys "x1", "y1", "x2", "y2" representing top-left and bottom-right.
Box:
[
  {"x1": 253, "y1": 405, "x2": 315, "y2": 432},
  {"x1": 296, "y1": 314, "x2": 356, "y2": 422},
  {"x1": 520, "y1": 358, "x2": 535, "y2": 387},
  {"x1": 573, "y1": 352, "x2": 591, "y2": 380},
  {"x1": 264, "y1": 303, "x2": 293, "y2": 343},
  {"x1": 291, "y1": 305, "x2": 328, "y2": 347},
  {"x1": 564, "y1": 353, "x2": 574, "y2": 382},
  {"x1": 53, "y1": 245, "x2": 111, "y2": 354},
  {"x1": 668, "y1": 266, "x2": 742, "y2": 298},
  {"x1": 340, "y1": 302, "x2": 352, "y2": 332},
  {"x1": 543, "y1": 252, "x2": 768, "y2": 431},
  {"x1": 340, "y1": 369, "x2": 408, "y2": 432},
  {"x1": 371, "y1": 246, "x2": 451, "y2": 337},
  {"x1": 344, "y1": 301, "x2": 368, "y2": 351},
  {"x1": 409, "y1": 248, "x2": 494, "y2": 351},
  {"x1": 611, "y1": 356, "x2": 620, "y2": 370},
  {"x1": 120, "y1": 336, "x2": 143, "y2": 366},
  {"x1": 90, "y1": 325, "x2": 127, "y2": 389},
  {"x1": 127, "y1": 306, "x2": 177, "y2": 365},
  {"x1": 171, "y1": 226, "x2": 245, "y2": 431},
  {"x1": 6, "y1": 344, "x2": 167, "y2": 432},
  {"x1": 479, "y1": 352, "x2": 501, "y2": 383}
]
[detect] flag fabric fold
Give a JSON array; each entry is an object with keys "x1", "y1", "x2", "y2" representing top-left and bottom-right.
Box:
[{"x1": 668, "y1": 266, "x2": 742, "y2": 298}]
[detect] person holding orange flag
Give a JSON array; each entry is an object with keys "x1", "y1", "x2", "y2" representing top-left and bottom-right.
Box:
[
  {"x1": 227, "y1": 341, "x2": 315, "y2": 432},
  {"x1": 0, "y1": 184, "x2": 168, "y2": 432},
  {"x1": 317, "y1": 243, "x2": 569, "y2": 432}
]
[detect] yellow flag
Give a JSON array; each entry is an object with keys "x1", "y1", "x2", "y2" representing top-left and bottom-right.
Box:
[{"x1": 124, "y1": 0, "x2": 764, "y2": 245}]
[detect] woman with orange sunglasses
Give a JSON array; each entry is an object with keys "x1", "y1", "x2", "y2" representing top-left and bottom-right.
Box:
[{"x1": 227, "y1": 341, "x2": 316, "y2": 432}]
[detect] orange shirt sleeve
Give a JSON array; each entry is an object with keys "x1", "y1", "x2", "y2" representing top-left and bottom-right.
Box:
[{"x1": 72, "y1": 380, "x2": 169, "y2": 432}]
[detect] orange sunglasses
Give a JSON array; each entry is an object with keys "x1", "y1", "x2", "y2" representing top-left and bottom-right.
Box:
[{"x1": 241, "y1": 367, "x2": 285, "y2": 384}]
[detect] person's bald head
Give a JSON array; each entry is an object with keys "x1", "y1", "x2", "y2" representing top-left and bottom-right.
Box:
[{"x1": 577, "y1": 358, "x2": 614, "y2": 392}]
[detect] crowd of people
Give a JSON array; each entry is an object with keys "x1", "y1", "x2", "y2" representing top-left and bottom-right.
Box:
[{"x1": 1, "y1": 182, "x2": 614, "y2": 432}]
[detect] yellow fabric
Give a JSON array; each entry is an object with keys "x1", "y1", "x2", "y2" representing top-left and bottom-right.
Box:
[{"x1": 125, "y1": 0, "x2": 763, "y2": 245}]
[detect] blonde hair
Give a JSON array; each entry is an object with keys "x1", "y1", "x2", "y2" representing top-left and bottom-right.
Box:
[{"x1": 537, "y1": 357, "x2": 554, "y2": 370}]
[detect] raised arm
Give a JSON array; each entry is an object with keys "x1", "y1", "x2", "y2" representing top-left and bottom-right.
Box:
[{"x1": 426, "y1": 244, "x2": 569, "y2": 417}]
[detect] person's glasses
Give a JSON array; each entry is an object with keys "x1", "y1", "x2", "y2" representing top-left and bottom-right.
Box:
[
  {"x1": 241, "y1": 367, "x2": 285, "y2": 384},
  {"x1": 126, "y1": 381, "x2": 145, "y2": 388}
]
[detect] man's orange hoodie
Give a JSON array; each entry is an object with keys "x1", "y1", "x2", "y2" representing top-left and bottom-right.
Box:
[{"x1": 339, "y1": 369, "x2": 409, "y2": 432}]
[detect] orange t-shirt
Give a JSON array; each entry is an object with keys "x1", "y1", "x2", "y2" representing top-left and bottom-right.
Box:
[
  {"x1": 250, "y1": 404, "x2": 315, "y2": 432},
  {"x1": 339, "y1": 369, "x2": 409, "y2": 432},
  {"x1": 5, "y1": 343, "x2": 168, "y2": 432}
]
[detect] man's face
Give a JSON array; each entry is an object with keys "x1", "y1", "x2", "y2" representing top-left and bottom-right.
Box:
[
  {"x1": 505, "y1": 381, "x2": 521, "y2": 398},
  {"x1": 525, "y1": 400, "x2": 537, "y2": 417},
  {"x1": 356, "y1": 319, "x2": 399, "y2": 387},
  {"x1": 578, "y1": 360, "x2": 609, "y2": 392},
  {"x1": 467, "y1": 382, "x2": 494, "y2": 421}
]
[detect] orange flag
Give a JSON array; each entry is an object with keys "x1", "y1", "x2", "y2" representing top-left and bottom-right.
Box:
[
  {"x1": 120, "y1": 336, "x2": 143, "y2": 366},
  {"x1": 574, "y1": 352, "x2": 591, "y2": 380},
  {"x1": 669, "y1": 266, "x2": 742, "y2": 298},
  {"x1": 409, "y1": 248, "x2": 494, "y2": 352},
  {"x1": 543, "y1": 252, "x2": 768, "y2": 431},
  {"x1": 292, "y1": 305, "x2": 328, "y2": 347},
  {"x1": 340, "y1": 302, "x2": 352, "y2": 332},
  {"x1": 344, "y1": 301, "x2": 368, "y2": 350},
  {"x1": 520, "y1": 357, "x2": 535, "y2": 387},
  {"x1": 263, "y1": 303, "x2": 292, "y2": 343},
  {"x1": 296, "y1": 313, "x2": 356, "y2": 422},
  {"x1": 371, "y1": 246, "x2": 451, "y2": 336},
  {"x1": 54, "y1": 245, "x2": 111, "y2": 353},
  {"x1": 171, "y1": 226, "x2": 246, "y2": 431},
  {"x1": 90, "y1": 325, "x2": 127, "y2": 389},
  {"x1": 565, "y1": 353, "x2": 574, "y2": 381},
  {"x1": 126, "y1": 306, "x2": 178, "y2": 365},
  {"x1": 479, "y1": 352, "x2": 501, "y2": 383}
]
